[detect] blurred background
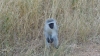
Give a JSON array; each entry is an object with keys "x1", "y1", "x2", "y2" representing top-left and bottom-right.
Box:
[{"x1": 0, "y1": 0, "x2": 100, "y2": 56}]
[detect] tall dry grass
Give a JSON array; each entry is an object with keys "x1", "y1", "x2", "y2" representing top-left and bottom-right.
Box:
[{"x1": 0, "y1": 0, "x2": 100, "y2": 56}]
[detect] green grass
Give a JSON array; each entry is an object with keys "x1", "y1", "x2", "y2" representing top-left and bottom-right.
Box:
[{"x1": 0, "y1": 0, "x2": 100, "y2": 56}]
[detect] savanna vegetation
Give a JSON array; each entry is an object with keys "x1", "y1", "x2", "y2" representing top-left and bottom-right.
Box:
[{"x1": 0, "y1": 0, "x2": 100, "y2": 56}]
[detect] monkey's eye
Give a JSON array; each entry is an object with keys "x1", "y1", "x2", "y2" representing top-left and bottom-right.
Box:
[{"x1": 49, "y1": 23, "x2": 54, "y2": 29}]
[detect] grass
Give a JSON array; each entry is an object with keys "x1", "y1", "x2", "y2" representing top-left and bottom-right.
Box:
[{"x1": 0, "y1": 0, "x2": 100, "y2": 56}]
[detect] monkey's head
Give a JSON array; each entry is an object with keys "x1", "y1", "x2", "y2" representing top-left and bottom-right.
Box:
[{"x1": 45, "y1": 18, "x2": 56, "y2": 30}]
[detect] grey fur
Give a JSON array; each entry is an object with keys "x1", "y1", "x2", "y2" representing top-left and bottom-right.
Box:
[{"x1": 44, "y1": 18, "x2": 59, "y2": 49}]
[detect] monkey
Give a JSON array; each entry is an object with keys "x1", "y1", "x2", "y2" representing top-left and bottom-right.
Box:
[{"x1": 44, "y1": 18, "x2": 59, "y2": 49}]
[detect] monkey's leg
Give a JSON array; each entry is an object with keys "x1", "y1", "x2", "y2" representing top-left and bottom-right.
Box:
[
  {"x1": 53, "y1": 37, "x2": 59, "y2": 49},
  {"x1": 45, "y1": 39, "x2": 51, "y2": 48}
]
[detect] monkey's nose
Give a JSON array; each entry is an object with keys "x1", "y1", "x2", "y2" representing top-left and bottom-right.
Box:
[{"x1": 47, "y1": 38, "x2": 53, "y2": 43}]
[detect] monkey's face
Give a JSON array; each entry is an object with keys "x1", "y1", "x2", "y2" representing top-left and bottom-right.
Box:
[{"x1": 49, "y1": 23, "x2": 54, "y2": 29}]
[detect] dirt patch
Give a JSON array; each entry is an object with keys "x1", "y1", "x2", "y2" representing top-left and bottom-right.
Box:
[{"x1": 71, "y1": 41, "x2": 100, "y2": 56}]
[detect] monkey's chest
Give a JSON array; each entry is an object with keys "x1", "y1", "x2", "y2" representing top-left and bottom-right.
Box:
[{"x1": 47, "y1": 29, "x2": 54, "y2": 34}]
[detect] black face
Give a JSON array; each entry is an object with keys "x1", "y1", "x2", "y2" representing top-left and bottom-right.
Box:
[
  {"x1": 49, "y1": 23, "x2": 54, "y2": 29},
  {"x1": 47, "y1": 37, "x2": 53, "y2": 43}
]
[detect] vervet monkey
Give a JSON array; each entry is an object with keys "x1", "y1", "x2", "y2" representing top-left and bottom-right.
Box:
[{"x1": 44, "y1": 18, "x2": 59, "y2": 49}]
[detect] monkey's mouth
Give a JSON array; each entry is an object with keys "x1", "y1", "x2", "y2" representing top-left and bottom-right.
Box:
[
  {"x1": 49, "y1": 23, "x2": 54, "y2": 29},
  {"x1": 47, "y1": 38, "x2": 53, "y2": 43}
]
